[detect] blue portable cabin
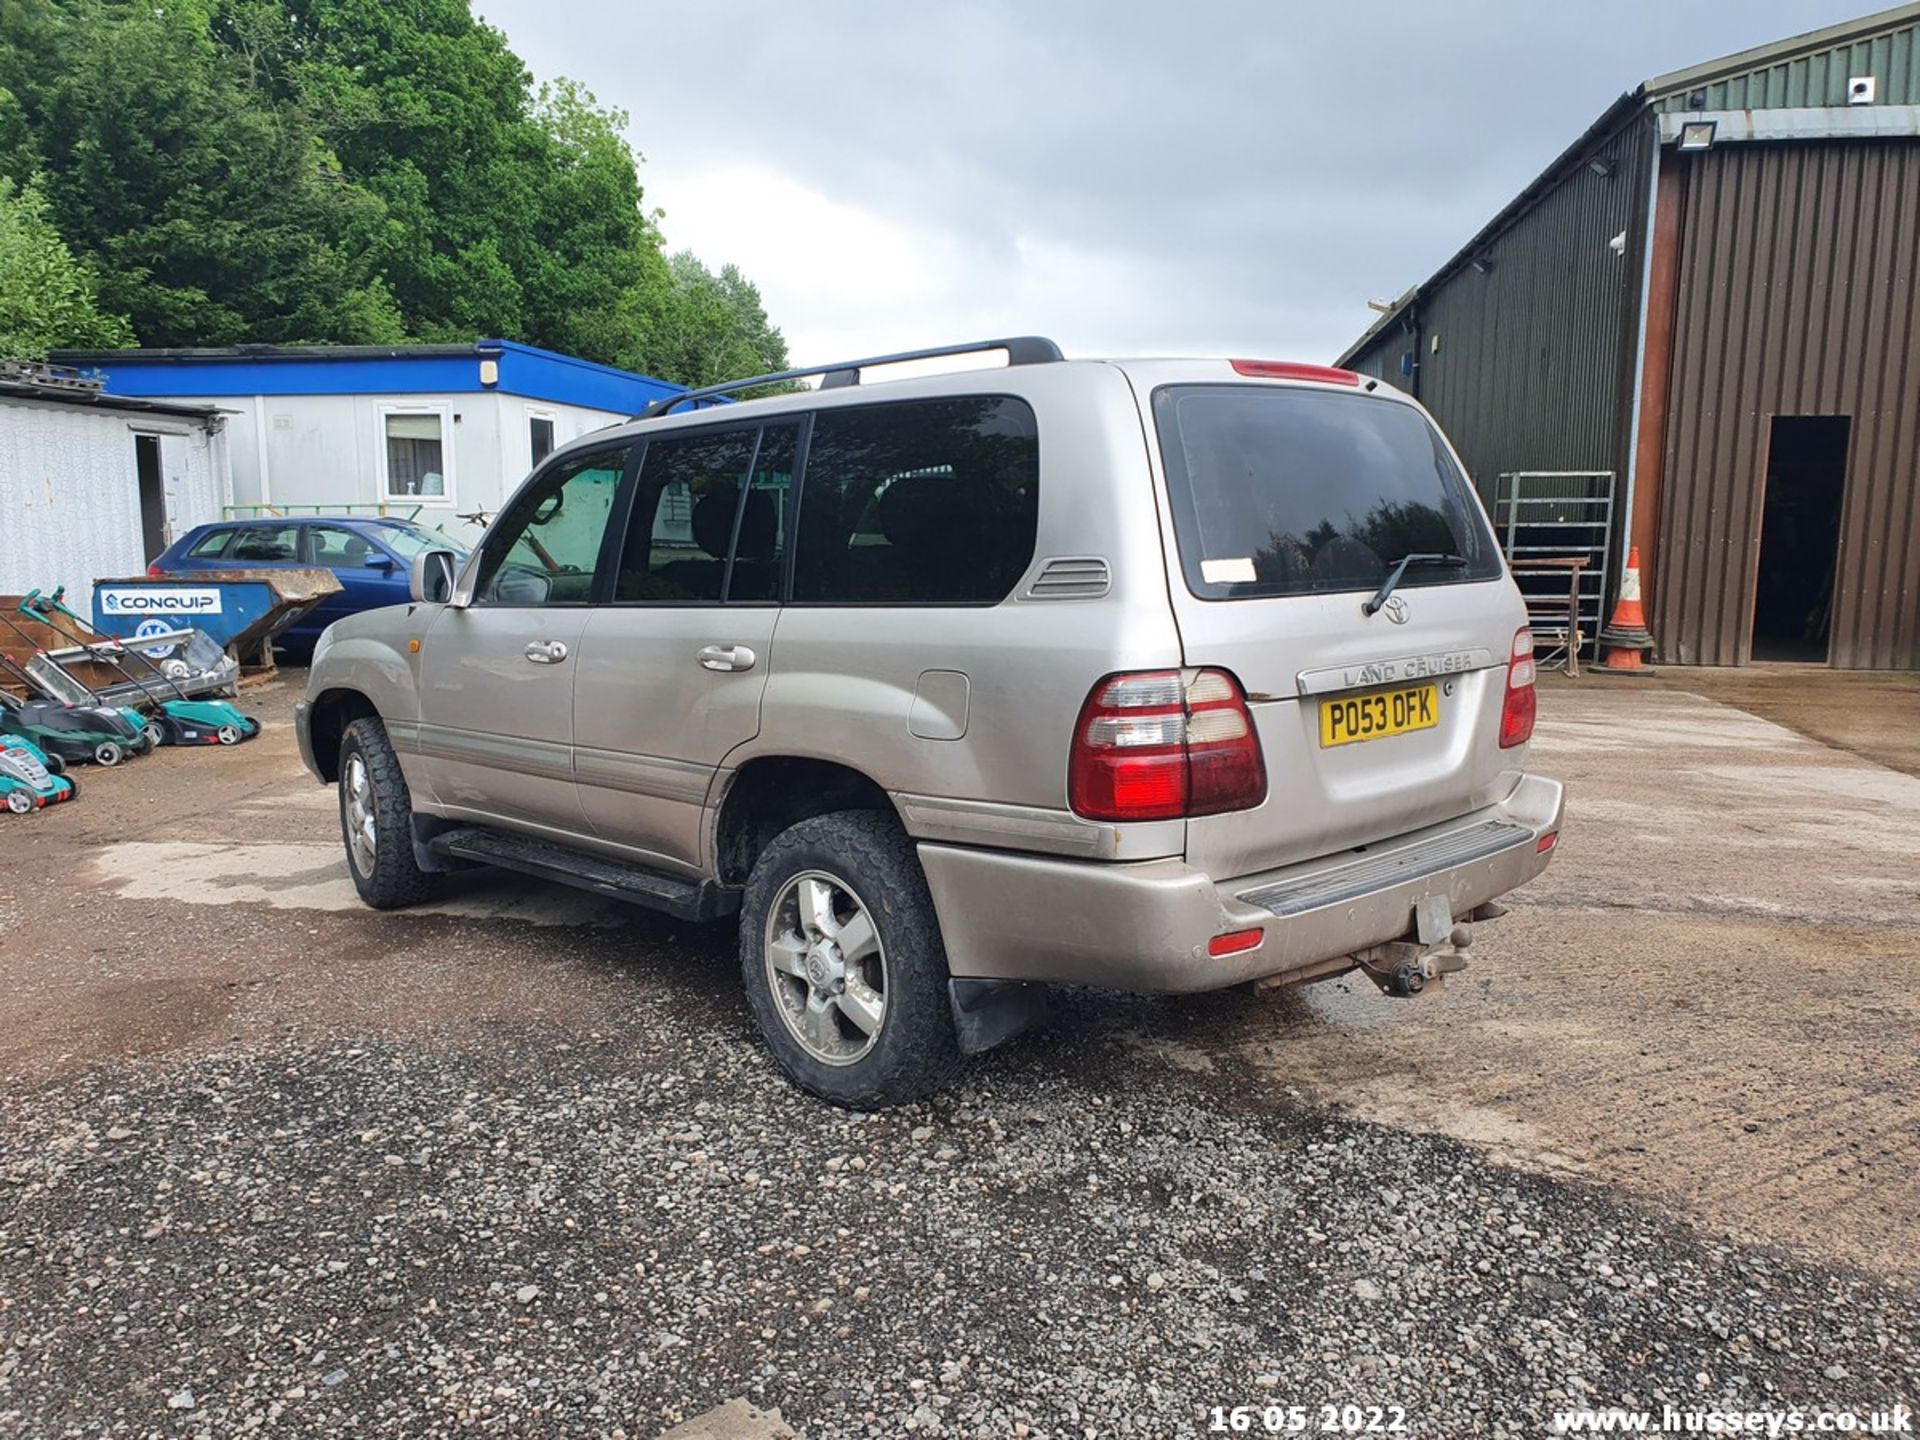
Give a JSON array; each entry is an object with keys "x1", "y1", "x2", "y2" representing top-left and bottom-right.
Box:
[{"x1": 54, "y1": 339, "x2": 688, "y2": 551}]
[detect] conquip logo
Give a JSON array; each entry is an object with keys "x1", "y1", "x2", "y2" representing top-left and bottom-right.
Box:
[{"x1": 99, "y1": 588, "x2": 223, "y2": 616}]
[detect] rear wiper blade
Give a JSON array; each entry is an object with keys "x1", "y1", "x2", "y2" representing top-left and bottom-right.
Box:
[{"x1": 1363, "y1": 552, "x2": 1468, "y2": 615}]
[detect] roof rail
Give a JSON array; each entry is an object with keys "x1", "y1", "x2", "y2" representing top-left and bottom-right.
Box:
[{"x1": 638, "y1": 336, "x2": 1064, "y2": 418}]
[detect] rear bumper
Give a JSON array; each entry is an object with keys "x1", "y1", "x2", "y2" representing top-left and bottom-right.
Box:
[{"x1": 918, "y1": 772, "x2": 1565, "y2": 994}]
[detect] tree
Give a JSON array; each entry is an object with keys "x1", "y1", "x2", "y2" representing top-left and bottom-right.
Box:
[
  {"x1": 637, "y1": 252, "x2": 790, "y2": 387},
  {"x1": 0, "y1": 176, "x2": 133, "y2": 358},
  {"x1": 520, "y1": 81, "x2": 674, "y2": 366},
  {"x1": 0, "y1": 0, "x2": 788, "y2": 380},
  {"x1": 5, "y1": 0, "x2": 404, "y2": 346}
]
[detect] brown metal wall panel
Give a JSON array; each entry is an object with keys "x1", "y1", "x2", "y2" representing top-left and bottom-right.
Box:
[
  {"x1": 1346, "y1": 119, "x2": 1651, "y2": 504},
  {"x1": 1655, "y1": 139, "x2": 1920, "y2": 669}
]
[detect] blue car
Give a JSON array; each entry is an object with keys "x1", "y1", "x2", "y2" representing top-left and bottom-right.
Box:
[{"x1": 150, "y1": 517, "x2": 470, "y2": 655}]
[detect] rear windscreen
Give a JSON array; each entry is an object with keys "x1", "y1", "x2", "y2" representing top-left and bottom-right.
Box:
[{"x1": 1152, "y1": 385, "x2": 1502, "y2": 601}]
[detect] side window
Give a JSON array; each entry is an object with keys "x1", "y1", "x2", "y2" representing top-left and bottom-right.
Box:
[
  {"x1": 614, "y1": 425, "x2": 794, "y2": 603},
  {"x1": 187, "y1": 528, "x2": 234, "y2": 558},
  {"x1": 230, "y1": 525, "x2": 300, "y2": 562},
  {"x1": 308, "y1": 525, "x2": 375, "y2": 567},
  {"x1": 792, "y1": 397, "x2": 1039, "y2": 604},
  {"x1": 728, "y1": 425, "x2": 795, "y2": 603},
  {"x1": 471, "y1": 446, "x2": 630, "y2": 606},
  {"x1": 530, "y1": 414, "x2": 555, "y2": 467}
]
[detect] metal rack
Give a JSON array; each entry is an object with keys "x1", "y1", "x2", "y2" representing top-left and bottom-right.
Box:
[{"x1": 1492, "y1": 471, "x2": 1616, "y2": 668}]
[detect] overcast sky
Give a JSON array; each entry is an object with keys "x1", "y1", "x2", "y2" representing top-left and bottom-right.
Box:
[{"x1": 478, "y1": 0, "x2": 1870, "y2": 367}]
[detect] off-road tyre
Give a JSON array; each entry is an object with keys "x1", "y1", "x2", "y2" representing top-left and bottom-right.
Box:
[
  {"x1": 740, "y1": 809, "x2": 962, "y2": 1108},
  {"x1": 338, "y1": 717, "x2": 439, "y2": 910}
]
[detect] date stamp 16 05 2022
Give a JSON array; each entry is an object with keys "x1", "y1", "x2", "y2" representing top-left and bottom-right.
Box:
[{"x1": 1208, "y1": 1404, "x2": 1409, "y2": 1434}]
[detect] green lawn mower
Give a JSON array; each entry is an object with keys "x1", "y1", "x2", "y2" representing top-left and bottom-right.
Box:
[
  {"x1": 0, "y1": 644, "x2": 159, "y2": 757},
  {"x1": 0, "y1": 684, "x2": 144, "y2": 769},
  {"x1": 0, "y1": 731, "x2": 77, "y2": 814},
  {"x1": 16, "y1": 592, "x2": 261, "y2": 747}
]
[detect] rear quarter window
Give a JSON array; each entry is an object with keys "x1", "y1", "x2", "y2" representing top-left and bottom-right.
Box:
[
  {"x1": 1152, "y1": 385, "x2": 1502, "y2": 601},
  {"x1": 186, "y1": 528, "x2": 234, "y2": 558},
  {"x1": 792, "y1": 396, "x2": 1039, "y2": 605}
]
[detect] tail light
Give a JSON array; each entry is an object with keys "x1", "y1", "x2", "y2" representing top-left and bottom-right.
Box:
[
  {"x1": 1068, "y1": 669, "x2": 1267, "y2": 821},
  {"x1": 1499, "y1": 627, "x2": 1537, "y2": 748},
  {"x1": 147, "y1": 563, "x2": 164, "y2": 576}
]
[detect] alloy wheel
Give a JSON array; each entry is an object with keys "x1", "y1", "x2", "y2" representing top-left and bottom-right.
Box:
[
  {"x1": 343, "y1": 754, "x2": 377, "y2": 878},
  {"x1": 763, "y1": 869, "x2": 889, "y2": 1065}
]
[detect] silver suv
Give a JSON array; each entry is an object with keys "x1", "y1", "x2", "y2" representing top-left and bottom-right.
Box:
[{"x1": 296, "y1": 338, "x2": 1563, "y2": 1107}]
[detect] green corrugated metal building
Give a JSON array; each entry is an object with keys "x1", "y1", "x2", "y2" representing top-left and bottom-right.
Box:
[{"x1": 1340, "y1": 4, "x2": 1920, "y2": 669}]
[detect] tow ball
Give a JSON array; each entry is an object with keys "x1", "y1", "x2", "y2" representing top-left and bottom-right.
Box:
[{"x1": 1358, "y1": 895, "x2": 1479, "y2": 998}]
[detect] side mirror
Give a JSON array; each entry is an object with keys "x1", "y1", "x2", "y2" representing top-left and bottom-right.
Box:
[
  {"x1": 409, "y1": 549, "x2": 459, "y2": 605},
  {"x1": 365, "y1": 554, "x2": 397, "y2": 571}
]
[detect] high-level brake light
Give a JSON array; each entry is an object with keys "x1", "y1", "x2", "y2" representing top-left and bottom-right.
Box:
[{"x1": 1229, "y1": 359, "x2": 1363, "y2": 386}]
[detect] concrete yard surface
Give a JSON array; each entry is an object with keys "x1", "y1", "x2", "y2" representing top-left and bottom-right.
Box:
[
  {"x1": 0, "y1": 672, "x2": 1914, "y2": 1438},
  {"x1": 1227, "y1": 677, "x2": 1920, "y2": 1278}
]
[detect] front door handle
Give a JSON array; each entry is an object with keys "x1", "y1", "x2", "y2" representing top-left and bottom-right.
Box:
[
  {"x1": 524, "y1": 640, "x2": 569, "y2": 665},
  {"x1": 697, "y1": 643, "x2": 757, "y2": 673}
]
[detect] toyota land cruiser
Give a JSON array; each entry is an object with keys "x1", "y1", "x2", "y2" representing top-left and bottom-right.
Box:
[{"x1": 296, "y1": 338, "x2": 1564, "y2": 1107}]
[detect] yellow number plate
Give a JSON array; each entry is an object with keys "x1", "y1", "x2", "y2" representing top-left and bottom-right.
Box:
[{"x1": 1320, "y1": 683, "x2": 1440, "y2": 748}]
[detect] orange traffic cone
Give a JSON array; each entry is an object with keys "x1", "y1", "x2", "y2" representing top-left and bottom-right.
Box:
[{"x1": 1596, "y1": 546, "x2": 1656, "y2": 674}]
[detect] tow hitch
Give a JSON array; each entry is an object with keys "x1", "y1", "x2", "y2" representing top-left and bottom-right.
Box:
[{"x1": 1357, "y1": 895, "x2": 1479, "y2": 997}]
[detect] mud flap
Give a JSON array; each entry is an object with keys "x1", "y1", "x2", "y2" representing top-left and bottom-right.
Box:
[{"x1": 948, "y1": 978, "x2": 1050, "y2": 1055}]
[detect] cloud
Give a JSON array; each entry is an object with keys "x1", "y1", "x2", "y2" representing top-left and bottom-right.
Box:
[{"x1": 479, "y1": 0, "x2": 1864, "y2": 363}]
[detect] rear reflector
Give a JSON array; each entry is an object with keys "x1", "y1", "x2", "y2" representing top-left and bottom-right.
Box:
[
  {"x1": 1499, "y1": 626, "x2": 1537, "y2": 748},
  {"x1": 1068, "y1": 668, "x2": 1267, "y2": 822},
  {"x1": 1537, "y1": 832, "x2": 1559, "y2": 854},
  {"x1": 1229, "y1": 359, "x2": 1362, "y2": 386},
  {"x1": 1208, "y1": 927, "x2": 1264, "y2": 958}
]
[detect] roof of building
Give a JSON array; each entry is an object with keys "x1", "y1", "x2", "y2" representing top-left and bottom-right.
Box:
[
  {"x1": 49, "y1": 338, "x2": 687, "y2": 414},
  {"x1": 0, "y1": 368, "x2": 226, "y2": 423},
  {"x1": 1643, "y1": 2, "x2": 1920, "y2": 108},
  {"x1": 1337, "y1": 2, "x2": 1920, "y2": 366}
]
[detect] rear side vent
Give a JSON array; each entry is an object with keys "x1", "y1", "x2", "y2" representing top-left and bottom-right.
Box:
[{"x1": 1024, "y1": 556, "x2": 1111, "y2": 600}]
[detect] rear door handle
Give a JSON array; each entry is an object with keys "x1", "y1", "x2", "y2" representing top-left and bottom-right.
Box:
[
  {"x1": 524, "y1": 640, "x2": 569, "y2": 665},
  {"x1": 697, "y1": 644, "x2": 757, "y2": 673}
]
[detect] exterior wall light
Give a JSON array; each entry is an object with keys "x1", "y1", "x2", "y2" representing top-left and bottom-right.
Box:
[{"x1": 1677, "y1": 120, "x2": 1717, "y2": 152}]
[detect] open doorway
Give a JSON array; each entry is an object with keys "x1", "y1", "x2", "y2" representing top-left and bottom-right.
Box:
[
  {"x1": 134, "y1": 434, "x2": 168, "y2": 563},
  {"x1": 1752, "y1": 415, "x2": 1848, "y2": 663}
]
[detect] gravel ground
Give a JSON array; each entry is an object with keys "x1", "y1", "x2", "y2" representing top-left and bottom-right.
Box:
[
  {"x1": 2, "y1": 677, "x2": 1917, "y2": 1437},
  {"x1": 2, "y1": 985, "x2": 1914, "y2": 1439}
]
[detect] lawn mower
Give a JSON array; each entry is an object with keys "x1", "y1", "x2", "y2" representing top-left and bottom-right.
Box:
[
  {"x1": 0, "y1": 657, "x2": 154, "y2": 765},
  {"x1": 0, "y1": 622, "x2": 162, "y2": 753},
  {"x1": 0, "y1": 682, "x2": 131, "y2": 768},
  {"x1": 16, "y1": 591, "x2": 261, "y2": 746},
  {"x1": 0, "y1": 731, "x2": 77, "y2": 814}
]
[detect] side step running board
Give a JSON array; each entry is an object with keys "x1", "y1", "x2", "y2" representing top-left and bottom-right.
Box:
[{"x1": 426, "y1": 826, "x2": 740, "y2": 922}]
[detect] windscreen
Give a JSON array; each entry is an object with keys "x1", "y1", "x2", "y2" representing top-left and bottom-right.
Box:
[
  {"x1": 1153, "y1": 385, "x2": 1502, "y2": 601},
  {"x1": 379, "y1": 524, "x2": 470, "y2": 560}
]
